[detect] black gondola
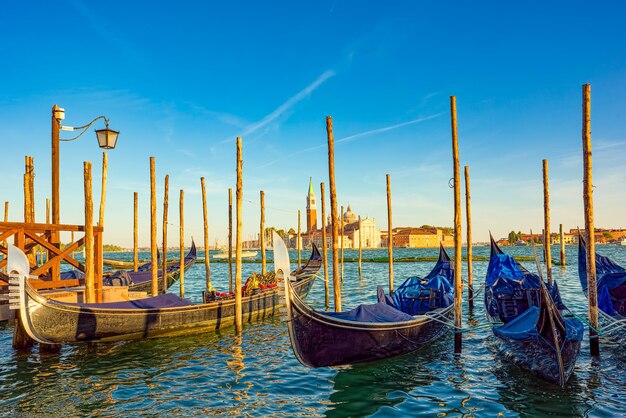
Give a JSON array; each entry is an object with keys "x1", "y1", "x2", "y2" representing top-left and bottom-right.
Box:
[
  {"x1": 578, "y1": 234, "x2": 626, "y2": 338},
  {"x1": 485, "y1": 237, "x2": 583, "y2": 387},
  {"x1": 7, "y1": 243, "x2": 321, "y2": 344},
  {"x1": 276, "y1": 234, "x2": 454, "y2": 368},
  {"x1": 59, "y1": 242, "x2": 197, "y2": 293}
]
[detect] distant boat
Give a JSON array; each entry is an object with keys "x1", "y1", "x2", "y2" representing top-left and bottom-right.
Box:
[
  {"x1": 620, "y1": 237, "x2": 626, "y2": 246},
  {"x1": 213, "y1": 249, "x2": 257, "y2": 259},
  {"x1": 514, "y1": 240, "x2": 527, "y2": 246}
]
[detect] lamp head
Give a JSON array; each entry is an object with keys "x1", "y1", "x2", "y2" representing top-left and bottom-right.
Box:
[{"x1": 95, "y1": 120, "x2": 119, "y2": 149}]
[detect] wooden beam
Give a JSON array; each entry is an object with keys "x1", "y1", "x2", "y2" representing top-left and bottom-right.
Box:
[
  {"x1": 98, "y1": 152, "x2": 108, "y2": 228},
  {"x1": 543, "y1": 159, "x2": 553, "y2": 284},
  {"x1": 464, "y1": 166, "x2": 473, "y2": 310},
  {"x1": 179, "y1": 189, "x2": 185, "y2": 298},
  {"x1": 228, "y1": 188, "x2": 233, "y2": 293},
  {"x1": 260, "y1": 190, "x2": 266, "y2": 275},
  {"x1": 133, "y1": 192, "x2": 138, "y2": 272},
  {"x1": 582, "y1": 83, "x2": 599, "y2": 356},
  {"x1": 235, "y1": 137, "x2": 243, "y2": 334},
  {"x1": 84, "y1": 161, "x2": 95, "y2": 303},
  {"x1": 386, "y1": 174, "x2": 394, "y2": 293},
  {"x1": 451, "y1": 96, "x2": 463, "y2": 354},
  {"x1": 0, "y1": 222, "x2": 102, "y2": 233},
  {"x1": 150, "y1": 157, "x2": 158, "y2": 296},
  {"x1": 326, "y1": 116, "x2": 341, "y2": 312},
  {"x1": 297, "y1": 209, "x2": 301, "y2": 268},
  {"x1": 163, "y1": 175, "x2": 169, "y2": 293},
  {"x1": 320, "y1": 182, "x2": 329, "y2": 309},
  {"x1": 201, "y1": 177, "x2": 212, "y2": 291}
]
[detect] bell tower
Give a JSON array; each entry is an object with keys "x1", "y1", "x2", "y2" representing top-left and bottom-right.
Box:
[{"x1": 306, "y1": 177, "x2": 317, "y2": 232}]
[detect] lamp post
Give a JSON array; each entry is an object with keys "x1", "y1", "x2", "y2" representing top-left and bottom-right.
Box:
[
  {"x1": 51, "y1": 104, "x2": 119, "y2": 224},
  {"x1": 50, "y1": 104, "x2": 119, "y2": 279}
]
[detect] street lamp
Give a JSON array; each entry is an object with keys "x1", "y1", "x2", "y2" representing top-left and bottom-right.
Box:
[
  {"x1": 51, "y1": 104, "x2": 120, "y2": 224},
  {"x1": 49, "y1": 104, "x2": 119, "y2": 279}
]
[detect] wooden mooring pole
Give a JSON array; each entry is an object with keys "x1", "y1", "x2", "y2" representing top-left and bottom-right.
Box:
[
  {"x1": 228, "y1": 188, "x2": 233, "y2": 293},
  {"x1": 260, "y1": 190, "x2": 266, "y2": 275},
  {"x1": 2, "y1": 201, "x2": 7, "y2": 274},
  {"x1": 133, "y1": 192, "x2": 138, "y2": 272},
  {"x1": 98, "y1": 152, "x2": 108, "y2": 228},
  {"x1": 179, "y1": 189, "x2": 185, "y2": 298},
  {"x1": 201, "y1": 178, "x2": 212, "y2": 290},
  {"x1": 320, "y1": 182, "x2": 330, "y2": 309},
  {"x1": 543, "y1": 159, "x2": 553, "y2": 285},
  {"x1": 358, "y1": 215, "x2": 363, "y2": 281},
  {"x1": 450, "y1": 96, "x2": 463, "y2": 354},
  {"x1": 162, "y1": 175, "x2": 169, "y2": 293},
  {"x1": 340, "y1": 205, "x2": 344, "y2": 283},
  {"x1": 386, "y1": 174, "x2": 394, "y2": 293},
  {"x1": 150, "y1": 157, "x2": 158, "y2": 296},
  {"x1": 84, "y1": 162, "x2": 95, "y2": 303},
  {"x1": 326, "y1": 116, "x2": 341, "y2": 312},
  {"x1": 235, "y1": 137, "x2": 244, "y2": 334},
  {"x1": 560, "y1": 224, "x2": 566, "y2": 266},
  {"x1": 297, "y1": 209, "x2": 302, "y2": 268},
  {"x1": 582, "y1": 83, "x2": 600, "y2": 356},
  {"x1": 24, "y1": 156, "x2": 35, "y2": 266},
  {"x1": 464, "y1": 166, "x2": 474, "y2": 310}
]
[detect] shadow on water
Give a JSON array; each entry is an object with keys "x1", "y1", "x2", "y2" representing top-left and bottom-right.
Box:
[{"x1": 325, "y1": 336, "x2": 450, "y2": 418}]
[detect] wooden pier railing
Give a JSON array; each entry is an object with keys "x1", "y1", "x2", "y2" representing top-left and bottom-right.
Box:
[{"x1": 0, "y1": 221, "x2": 103, "y2": 302}]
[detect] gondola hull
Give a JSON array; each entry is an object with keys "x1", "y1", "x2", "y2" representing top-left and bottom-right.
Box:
[
  {"x1": 285, "y1": 287, "x2": 453, "y2": 367},
  {"x1": 491, "y1": 330, "x2": 581, "y2": 385},
  {"x1": 125, "y1": 242, "x2": 198, "y2": 293},
  {"x1": 13, "y1": 246, "x2": 321, "y2": 344}
]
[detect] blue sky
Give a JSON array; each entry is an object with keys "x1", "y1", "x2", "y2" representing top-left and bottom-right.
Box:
[{"x1": 1, "y1": 0, "x2": 625, "y2": 247}]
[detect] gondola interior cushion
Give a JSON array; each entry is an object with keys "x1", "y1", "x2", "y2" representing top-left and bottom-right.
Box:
[
  {"x1": 323, "y1": 302, "x2": 414, "y2": 323},
  {"x1": 103, "y1": 271, "x2": 133, "y2": 287},
  {"x1": 73, "y1": 293, "x2": 191, "y2": 309}
]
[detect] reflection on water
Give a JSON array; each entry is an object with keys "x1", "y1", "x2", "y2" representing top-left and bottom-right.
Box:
[{"x1": 2, "y1": 245, "x2": 626, "y2": 416}]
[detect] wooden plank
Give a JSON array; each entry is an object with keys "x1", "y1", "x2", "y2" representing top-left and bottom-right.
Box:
[{"x1": 0, "y1": 222, "x2": 102, "y2": 233}]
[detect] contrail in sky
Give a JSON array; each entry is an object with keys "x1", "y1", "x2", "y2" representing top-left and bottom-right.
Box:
[
  {"x1": 221, "y1": 70, "x2": 336, "y2": 143},
  {"x1": 254, "y1": 112, "x2": 444, "y2": 169}
]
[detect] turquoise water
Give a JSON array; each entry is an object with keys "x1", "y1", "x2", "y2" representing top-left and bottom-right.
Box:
[{"x1": 2, "y1": 245, "x2": 626, "y2": 416}]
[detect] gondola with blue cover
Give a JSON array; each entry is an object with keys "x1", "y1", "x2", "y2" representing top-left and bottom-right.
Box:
[
  {"x1": 578, "y1": 234, "x2": 626, "y2": 338},
  {"x1": 279, "y1": 237, "x2": 454, "y2": 368},
  {"x1": 485, "y1": 237, "x2": 583, "y2": 387}
]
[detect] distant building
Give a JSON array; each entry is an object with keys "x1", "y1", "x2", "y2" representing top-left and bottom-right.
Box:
[
  {"x1": 570, "y1": 228, "x2": 626, "y2": 244},
  {"x1": 306, "y1": 177, "x2": 317, "y2": 232},
  {"x1": 302, "y1": 180, "x2": 381, "y2": 248},
  {"x1": 382, "y1": 227, "x2": 454, "y2": 248}
]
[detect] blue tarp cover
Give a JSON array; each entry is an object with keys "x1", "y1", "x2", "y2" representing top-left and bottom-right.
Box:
[
  {"x1": 392, "y1": 275, "x2": 454, "y2": 315},
  {"x1": 325, "y1": 245, "x2": 454, "y2": 323},
  {"x1": 390, "y1": 245, "x2": 455, "y2": 315},
  {"x1": 578, "y1": 236, "x2": 626, "y2": 315},
  {"x1": 493, "y1": 306, "x2": 584, "y2": 342},
  {"x1": 323, "y1": 302, "x2": 414, "y2": 323},
  {"x1": 72, "y1": 293, "x2": 192, "y2": 309}
]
